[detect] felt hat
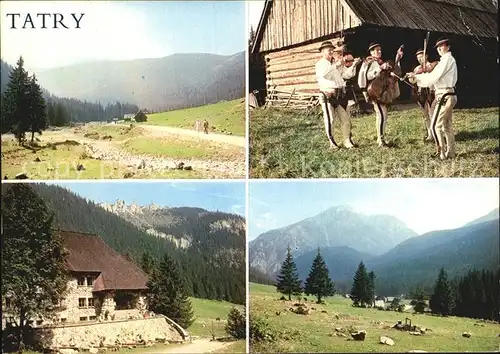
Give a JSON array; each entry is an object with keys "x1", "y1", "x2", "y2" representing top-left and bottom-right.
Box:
[
  {"x1": 319, "y1": 41, "x2": 335, "y2": 51},
  {"x1": 434, "y1": 37, "x2": 450, "y2": 48},
  {"x1": 368, "y1": 42, "x2": 381, "y2": 52},
  {"x1": 415, "y1": 49, "x2": 425, "y2": 56}
]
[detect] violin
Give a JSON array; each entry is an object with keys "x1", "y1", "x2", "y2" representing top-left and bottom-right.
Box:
[{"x1": 413, "y1": 61, "x2": 438, "y2": 74}]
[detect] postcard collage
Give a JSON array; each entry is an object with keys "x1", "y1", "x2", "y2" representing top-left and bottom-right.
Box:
[{"x1": 1, "y1": 1, "x2": 498, "y2": 353}]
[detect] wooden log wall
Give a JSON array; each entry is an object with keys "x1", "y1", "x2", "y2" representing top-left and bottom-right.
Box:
[{"x1": 259, "y1": 0, "x2": 362, "y2": 53}]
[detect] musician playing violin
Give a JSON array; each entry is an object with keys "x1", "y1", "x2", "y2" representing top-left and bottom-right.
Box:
[
  {"x1": 315, "y1": 40, "x2": 362, "y2": 149},
  {"x1": 407, "y1": 37, "x2": 458, "y2": 160},
  {"x1": 408, "y1": 49, "x2": 438, "y2": 141},
  {"x1": 358, "y1": 43, "x2": 403, "y2": 148}
]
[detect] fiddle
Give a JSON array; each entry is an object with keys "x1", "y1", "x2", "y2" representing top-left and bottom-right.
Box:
[{"x1": 414, "y1": 61, "x2": 438, "y2": 74}]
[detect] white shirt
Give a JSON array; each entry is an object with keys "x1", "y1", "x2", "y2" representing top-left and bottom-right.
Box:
[
  {"x1": 415, "y1": 52, "x2": 457, "y2": 89},
  {"x1": 358, "y1": 56, "x2": 402, "y2": 89},
  {"x1": 408, "y1": 63, "x2": 435, "y2": 90},
  {"x1": 315, "y1": 57, "x2": 357, "y2": 93}
]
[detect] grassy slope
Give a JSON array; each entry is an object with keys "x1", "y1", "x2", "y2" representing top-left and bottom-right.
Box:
[
  {"x1": 250, "y1": 106, "x2": 499, "y2": 178},
  {"x1": 146, "y1": 99, "x2": 245, "y2": 136},
  {"x1": 189, "y1": 297, "x2": 245, "y2": 339},
  {"x1": 250, "y1": 283, "x2": 500, "y2": 353}
]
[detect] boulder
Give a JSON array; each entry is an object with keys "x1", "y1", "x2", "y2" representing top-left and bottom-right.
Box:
[
  {"x1": 15, "y1": 173, "x2": 29, "y2": 179},
  {"x1": 408, "y1": 350, "x2": 427, "y2": 353},
  {"x1": 380, "y1": 336, "x2": 395, "y2": 346},
  {"x1": 89, "y1": 348, "x2": 99, "y2": 354},
  {"x1": 462, "y1": 332, "x2": 471, "y2": 338},
  {"x1": 351, "y1": 330, "x2": 366, "y2": 341},
  {"x1": 409, "y1": 331, "x2": 422, "y2": 336}
]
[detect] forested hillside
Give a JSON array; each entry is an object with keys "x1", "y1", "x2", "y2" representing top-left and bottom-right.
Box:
[{"x1": 1, "y1": 183, "x2": 245, "y2": 305}]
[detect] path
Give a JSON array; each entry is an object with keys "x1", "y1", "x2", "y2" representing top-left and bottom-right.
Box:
[
  {"x1": 145, "y1": 339, "x2": 234, "y2": 353},
  {"x1": 116, "y1": 123, "x2": 246, "y2": 148}
]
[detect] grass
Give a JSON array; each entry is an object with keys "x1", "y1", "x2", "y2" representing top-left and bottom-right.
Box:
[
  {"x1": 250, "y1": 106, "x2": 499, "y2": 178},
  {"x1": 123, "y1": 136, "x2": 242, "y2": 161},
  {"x1": 0, "y1": 138, "x2": 206, "y2": 179},
  {"x1": 215, "y1": 340, "x2": 246, "y2": 353},
  {"x1": 76, "y1": 123, "x2": 144, "y2": 141},
  {"x1": 146, "y1": 98, "x2": 245, "y2": 136},
  {"x1": 250, "y1": 283, "x2": 500, "y2": 353},
  {"x1": 189, "y1": 297, "x2": 245, "y2": 339}
]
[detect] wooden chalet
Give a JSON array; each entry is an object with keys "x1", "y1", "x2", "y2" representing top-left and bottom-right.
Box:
[{"x1": 250, "y1": 0, "x2": 498, "y2": 109}]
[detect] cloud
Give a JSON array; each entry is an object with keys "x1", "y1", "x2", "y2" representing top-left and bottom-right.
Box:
[
  {"x1": 254, "y1": 212, "x2": 275, "y2": 229},
  {"x1": 231, "y1": 204, "x2": 245, "y2": 215}
]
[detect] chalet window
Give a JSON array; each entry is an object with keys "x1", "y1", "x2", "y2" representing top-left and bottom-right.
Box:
[
  {"x1": 114, "y1": 291, "x2": 136, "y2": 310},
  {"x1": 61, "y1": 318, "x2": 67, "y2": 323},
  {"x1": 77, "y1": 277, "x2": 86, "y2": 286},
  {"x1": 88, "y1": 298, "x2": 95, "y2": 307},
  {"x1": 36, "y1": 320, "x2": 43, "y2": 326},
  {"x1": 89, "y1": 316, "x2": 96, "y2": 321},
  {"x1": 5, "y1": 298, "x2": 11, "y2": 309},
  {"x1": 79, "y1": 316, "x2": 88, "y2": 321},
  {"x1": 87, "y1": 275, "x2": 96, "y2": 286},
  {"x1": 78, "y1": 298, "x2": 86, "y2": 308}
]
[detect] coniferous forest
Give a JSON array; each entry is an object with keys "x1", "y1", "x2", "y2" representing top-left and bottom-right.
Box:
[
  {"x1": 1, "y1": 183, "x2": 245, "y2": 305},
  {"x1": 1, "y1": 58, "x2": 140, "y2": 137}
]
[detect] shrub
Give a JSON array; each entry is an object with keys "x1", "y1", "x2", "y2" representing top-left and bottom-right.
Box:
[
  {"x1": 250, "y1": 315, "x2": 278, "y2": 343},
  {"x1": 225, "y1": 307, "x2": 246, "y2": 339}
]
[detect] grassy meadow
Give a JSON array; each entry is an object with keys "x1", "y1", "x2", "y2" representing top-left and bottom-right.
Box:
[
  {"x1": 146, "y1": 98, "x2": 245, "y2": 136},
  {"x1": 188, "y1": 297, "x2": 245, "y2": 339},
  {"x1": 250, "y1": 283, "x2": 500, "y2": 353},
  {"x1": 249, "y1": 106, "x2": 499, "y2": 178}
]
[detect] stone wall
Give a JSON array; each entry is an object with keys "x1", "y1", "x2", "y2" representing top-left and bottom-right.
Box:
[
  {"x1": 54, "y1": 278, "x2": 96, "y2": 323},
  {"x1": 36, "y1": 316, "x2": 185, "y2": 350}
]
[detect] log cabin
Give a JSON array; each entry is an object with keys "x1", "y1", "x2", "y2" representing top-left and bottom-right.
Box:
[{"x1": 250, "y1": 0, "x2": 498, "y2": 110}]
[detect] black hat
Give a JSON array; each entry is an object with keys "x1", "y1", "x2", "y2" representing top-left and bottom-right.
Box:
[
  {"x1": 368, "y1": 42, "x2": 381, "y2": 52},
  {"x1": 319, "y1": 41, "x2": 335, "y2": 51},
  {"x1": 415, "y1": 49, "x2": 425, "y2": 56},
  {"x1": 434, "y1": 37, "x2": 450, "y2": 48}
]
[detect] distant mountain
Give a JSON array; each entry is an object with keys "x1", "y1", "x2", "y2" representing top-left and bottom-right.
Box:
[
  {"x1": 295, "y1": 246, "x2": 374, "y2": 282},
  {"x1": 1, "y1": 183, "x2": 246, "y2": 304},
  {"x1": 464, "y1": 208, "x2": 499, "y2": 227},
  {"x1": 249, "y1": 206, "x2": 417, "y2": 276},
  {"x1": 34, "y1": 52, "x2": 245, "y2": 111},
  {"x1": 369, "y1": 217, "x2": 500, "y2": 295}
]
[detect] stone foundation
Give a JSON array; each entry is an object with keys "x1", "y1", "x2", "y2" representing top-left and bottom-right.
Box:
[{"x1": 36, "y1": 316, "x2": 186, "y2": 350}]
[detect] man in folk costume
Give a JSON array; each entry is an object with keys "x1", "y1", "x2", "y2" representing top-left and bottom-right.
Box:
[
  {"x1": 408, "y1": 49, "x2": 437, "y2": 141},
  {"x1": 408, "y1": 38, "x2": 458, "y2": 160},
  {"x1": 315, "y1": 40, "x2": 361, "y2": 149},
  {"x1": 358, "y1": 42, "x2": 403, "y2": 147}
]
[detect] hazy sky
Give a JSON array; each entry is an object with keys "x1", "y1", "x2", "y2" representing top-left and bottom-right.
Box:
[
  {"x1": 248, "y1": 0, "x2": 265, "y2": 31},
  {"x1": 248, "y1": 179, "x2": 499, "y2": 241},
  {"x1": 1, "y1": 1, "x2": 245, "y2": 71},
  {"x1": 44, "y1": 181, "x2": 246, "y2": 217}
]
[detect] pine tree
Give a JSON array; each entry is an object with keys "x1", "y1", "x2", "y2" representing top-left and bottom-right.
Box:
[
  {"x1": 1, "y1": 56, "x2": 31, "y2": 142},
  {"x1": 27, "y1": 74, "x2": 47, "y2": 142},
  {"x1": 366, "y1": 271, "x2": 376, "y2": 306},
  {"x1": 304, "y1": 248, "x2": 335, "y2": 303},
  {"x1": 430, "y1": 268, "x2": 455, "y2": 315},
  {"x1": 146, "y1": 253, "x2": 194, "y2": 328},
  {"x1": 351, "y1": 261, "x2": 368, "y2": 307},
  {"x1": 275, "y1": 245, "x2": 302, "y2": 300},
  {"x1": 225, "y1": 307, "x2": 246, "y2": 339},
  {"x1": 140, "y1": 251, "x2": 157, "y2": 276},
  {"x1": 2, "y1": 184, "x2": 68, "y2": 351}
]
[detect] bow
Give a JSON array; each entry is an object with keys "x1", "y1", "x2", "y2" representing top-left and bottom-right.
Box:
[{"x1": 422, "y1": 31, "x2": 430, "y2": 72}]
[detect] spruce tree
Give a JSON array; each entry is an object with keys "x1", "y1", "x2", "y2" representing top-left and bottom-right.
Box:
[
  {"x1": 2, "y1": 183, "x2": 68, "y2": 351},
  {"x1": 225, "y1": 307, "x2": 246, "y2": 339},
  {"x1": 366, "y1": 271, "x2": 376, "y2": 306},
  {"x1": 351, "y1": 261, "x2": 368, "y2": 307},
  {"x1": 275, "y1": 245, "x2": 302, "y2": 300},
  {"x1": 140, "y1": 251, "x2": 157, "y2": 276},
  {"x1": 146, "y1": 253, "x2": 194, "y2": 328},
  {"x1": 430, "y1": 268, "x2": 455, "y2": 315},
  {"x1": 27, "y1": 74, "x2": 47, "y2": 142},
  {"x1": 2, "y1": 56, "x2": 31, "y2": 142},
  {"x1": 304, "y1": 248, "x2": 335, "y2": 303}
]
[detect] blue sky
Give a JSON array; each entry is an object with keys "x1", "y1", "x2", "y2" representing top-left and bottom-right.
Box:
[
  {"x1": 1, "y1": 1, "x2": 245, "y2": 70},
  {"x1": 248, "y1": 179, "x2": 499, "y2": 241},
  {"x1": 45, "y1": 181, "x2": 245, "y2": 216}
]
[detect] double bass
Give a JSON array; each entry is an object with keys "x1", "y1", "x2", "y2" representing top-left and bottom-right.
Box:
[{"x1": 366, "y1": 46, "x2": 404, "y2": 105}]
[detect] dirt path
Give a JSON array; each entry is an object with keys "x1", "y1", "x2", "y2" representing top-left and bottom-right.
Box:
[
  {"x1": 117, "y1": 123, "x2": 246, "y2": 148},
  {"x1": 13, "y1": 129, "x2": 245, "y2": 178},
  {"x1": 146, "y1": 339, "x2": 234, "y2": 353}
]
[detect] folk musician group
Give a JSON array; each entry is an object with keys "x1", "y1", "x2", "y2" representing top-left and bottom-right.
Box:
[{"x1": 315, "y1": 36, "x2": 458, "y2": 160}]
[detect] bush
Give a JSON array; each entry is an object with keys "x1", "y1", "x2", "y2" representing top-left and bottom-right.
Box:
[
  {"x1": 250, "y1": 315, "x2": 278, "y2": 343},
  {"x1": 225, "y1": 307, "x2": 246, "y2": 339}
]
